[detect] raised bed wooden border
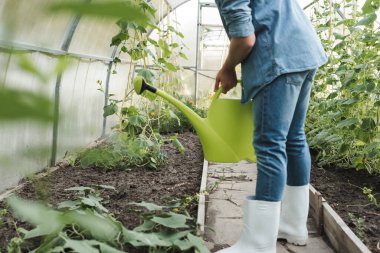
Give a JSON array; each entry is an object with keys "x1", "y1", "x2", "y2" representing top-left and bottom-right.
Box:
[{"x1": 309, "y1": 184, "x2": 372, "y2": 253}]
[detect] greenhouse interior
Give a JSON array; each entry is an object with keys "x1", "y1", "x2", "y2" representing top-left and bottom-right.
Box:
[{"x1": 0, "y1": 0, "x2": 379, "y2": 252}]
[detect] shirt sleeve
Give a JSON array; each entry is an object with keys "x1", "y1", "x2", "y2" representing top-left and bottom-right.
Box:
[{"x1": 215, "y1": 0, "x2": 255, "y2": 38}]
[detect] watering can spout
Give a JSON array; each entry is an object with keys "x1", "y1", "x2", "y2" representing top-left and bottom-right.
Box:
[{"x1": 133, "y1": 76, "x2": 256, "y2": 163}]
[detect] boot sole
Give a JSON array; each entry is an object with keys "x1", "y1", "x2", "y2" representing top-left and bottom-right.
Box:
[{"x1": 278, "y1": 234, "x2": 307, "y2": 246}]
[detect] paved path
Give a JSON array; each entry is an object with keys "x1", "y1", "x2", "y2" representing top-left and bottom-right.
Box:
[{"x1": 204, "y1": 161, "x2": 335, "y2": 253}]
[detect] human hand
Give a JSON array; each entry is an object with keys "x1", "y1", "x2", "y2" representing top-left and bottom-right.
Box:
[{"x1": 214, "y1": 65, "x2": 237, "y2": 94}]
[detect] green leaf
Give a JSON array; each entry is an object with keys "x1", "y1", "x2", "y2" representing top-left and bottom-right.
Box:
[
  {"x1": 136, "y1": 69, "x2": 155, "y2": 83},
  {"x1": 179, "y1": 52, "x2": 188, "y2": 60},
  {"x1": 173, "y1": 239, "x2": 193, "y2": 251},
  {"x1": 129, "y1": 201, "x2": 164, "y2": 211},
  {"x1": 18, "y1": 55, "x2": 48, "y2": 83},
  {"x1": 187, "y1": 233, "x2": 211, "y2": 253},
  {"x1": 374, "y1": 101, "x2": 380, "y2": 107},
  {"x1": 154, "y1": 230, "x2": 190, "y2": 242},
  {"x1": 337, "y1": 118, "x2": 359, "y2": 128},
  {"x1": 63, "y1": 238, "x2": 98, "y2": 253},
  {"x1": 111, "y1": 32, "x2": 129, "y2": 46},
  {"x1": 103, "y1": 103, "x2": 118, "y2": 117},
  {"x1": 340, "y1": 97, "x2": 358, "y2": 105},
  {"x1": 356, "y1": 13, "x2": 377, "y2": 26},
  {"x1": 165, "y1": 108, "x2": 181, "y2": 126},
  {"x1": 170, "y1": 135, "x2": 185, "y2": 154},
  {"x1": 0, "y1": 87, "x2": 53, "y2": 122},
  {"x1": 49, "y1": 1, "x2": 151, "y2": 25},
  {"x1": 57, "y1": 200, "x2": 81, "y2": 210},
  {"x1": 362, "y1": 0, "x2": 380, "y2": 14},
  {"x1": 151, "y1": 212, "x2": 190, "y2": 229},
  {"x1": 134, "y1": 220, "x2": 156, "y2": 232},
  {"x1": 324, "y1": 134, "x2": 342, "y2": 143},
  {"x1": 123, "y1": 228, "x2": 171, "y2": 247},
  {"x1": 361, "y1": 118, "x2": 376, "y2": 130},
  {"x1": 164, "y1": 62, "x2": 177, "y2": 72},
  {"x1": 63, "y1": 211, "x2": 119, "y2": 241},
  {"x1": 7, "y1": 197, "x2": 63, "y2": 236}
]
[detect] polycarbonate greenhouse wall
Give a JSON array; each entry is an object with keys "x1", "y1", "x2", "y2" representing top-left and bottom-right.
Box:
[{"x1": 0, "y1": 0, "x2": 201, "y2": 192}]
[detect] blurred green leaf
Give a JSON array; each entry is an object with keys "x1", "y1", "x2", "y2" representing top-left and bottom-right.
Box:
[
  {"x1": 63, "y1": 210, "x2": 119, "y2": 241},
  {"x1": 151, "y1": 212, "x2": 190, "y2": 229},
  {"x1": 62, "y1": 238, "x2": 98, "y2": 253},
  {"x1": 362, "y1": 0, "x2": 380, "y2": 14},
  {"x1": 170, "y1": 135, "x2": 185, "y2": 154},
  {"x1": 187, "y1": 233, "x2": 211, "y2": 253},
  {"x1": 7, "y1": 196, "x2": 63, "y2": 236},
  {"x1": 129, "y1": 201, "x2": 164, "y2": 211},
  {"x1": 356, "y1": 13, "x2": 377, "y2": 26},
  {"x1": 337, "y1": 118, "x2": 359, "y2": 128},
  {"x1": 0, "y1": 87, "x2": 53, "y2": 122},
  {"x1": 104, "y1": 103, "x2": 118, "y2": 117},
  {"x1": 49, "y1": 1, "x2": 151, "y2": 25},
  {"x1": 136, "y1": 68, "x2": 155, "y2": 83},
  {"x1": 17, "y1": 55, "x2": 48, "y2": 83}
]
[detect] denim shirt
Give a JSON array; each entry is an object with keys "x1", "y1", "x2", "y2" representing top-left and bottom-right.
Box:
[{"x1": 215, "y1": 0, "x2": 328, "y2": 103}]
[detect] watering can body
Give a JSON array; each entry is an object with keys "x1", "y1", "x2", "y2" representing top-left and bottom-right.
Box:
[{"x1": 134, "y1": 77, "x2": 256, "y2": 163}]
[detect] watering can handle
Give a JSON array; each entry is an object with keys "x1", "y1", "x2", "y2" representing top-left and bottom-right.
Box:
[
  {"x1": 212, "y1": 79, "x2": 241, "y2": 101},
  {"x1": 213, "y1": 87, "x2": 223, "y2": 101}
]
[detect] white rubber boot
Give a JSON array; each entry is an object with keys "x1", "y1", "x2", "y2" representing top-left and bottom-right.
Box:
[
  {"x1": 216, "y1": 196, "x2": 281, "y2": 253},
  {"x1": 278, "y1": 185, "x2": 309, "y2": 246}
]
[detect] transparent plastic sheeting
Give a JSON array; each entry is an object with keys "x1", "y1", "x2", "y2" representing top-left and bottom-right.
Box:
[
  {"x1": 0, "y1": 0, "x2": 71, "y2": 50},
  {"x1": 0, "y1": 53, "x2": 55, "y2": 192},
  {"x1": 0, "y1": 52, "x2": 136, "y2": 192},
  {"x1": 56, "y1": 60, "x2": 108, "y2": 160}
]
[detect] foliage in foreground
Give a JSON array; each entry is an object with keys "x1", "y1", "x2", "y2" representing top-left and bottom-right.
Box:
[
  {"x1": 307, "y1": 0, "x2": 380, "y2": 174},
  {"x1": 5, "y1": 186, "x2": 210, "y2": 253}
]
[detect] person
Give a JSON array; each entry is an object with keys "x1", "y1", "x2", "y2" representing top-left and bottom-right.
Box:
[{"x1": 213, "y1": 0, "x2": 328, "y2": 252}]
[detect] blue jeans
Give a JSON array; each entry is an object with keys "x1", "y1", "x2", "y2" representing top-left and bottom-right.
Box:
[{"x1": 252, "y1": 69, "x2": 317, "y2": 202}]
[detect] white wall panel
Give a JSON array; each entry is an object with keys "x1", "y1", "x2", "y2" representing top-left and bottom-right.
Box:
[
  {"x1": 56, "y1": 60, "x2": 108, "y2": 159},
  {"x1": 0, "y1": 53, "x2": 55, "y2": 192}
]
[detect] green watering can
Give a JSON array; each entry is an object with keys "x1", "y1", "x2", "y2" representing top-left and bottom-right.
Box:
[{"x1": 133, "y1": 76, "x2": 256, "y2": 163}]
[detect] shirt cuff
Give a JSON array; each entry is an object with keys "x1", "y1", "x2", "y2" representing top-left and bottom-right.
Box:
[{"x1": 228, "y1": 21, "x2": 255, "y2": 38}]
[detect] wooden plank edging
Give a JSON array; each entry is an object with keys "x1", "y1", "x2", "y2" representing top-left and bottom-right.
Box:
[
  {"x1": 196, "y1": 159, "x2": 208, "y2": 235},
  {"x1": 309, "y1": 184, "x2": 372, "y2": 253}
]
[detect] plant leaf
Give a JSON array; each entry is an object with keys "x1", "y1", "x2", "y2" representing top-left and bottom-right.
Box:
[
  {"x1": 151, "y1": 212, "x2": 190, "y2": 229},
  {"x1": 187, "y1": 233, "x2": 211, "y2": 253},
  {"x1": 129, "y1": 201, "x2": 164, "y2": 211},
  {"x1": 337, "y1": 118, "x2": 359, "y2": 128},
  {"x1": 0, "y1": 87, "x2": 53, "y2": 122},
  {"x1": 356, "y1": 13, "x2": 377, "y2": 26},
  {"x1": 49, "y1": 1, "x2": 151, "y2": 25}
]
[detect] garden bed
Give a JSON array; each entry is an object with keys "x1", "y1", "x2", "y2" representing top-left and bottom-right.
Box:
[
  {"x1": 311, "y1": 163, "x2": 380, "y2": 253},
  {"x1": 0, "y1": 132, "x2": 204, "y2": 252}
]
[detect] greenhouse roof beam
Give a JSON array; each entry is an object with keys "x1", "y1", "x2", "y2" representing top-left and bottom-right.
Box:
[{"x1": 0, "y1": 40, "x2": 126, "y2": 65}]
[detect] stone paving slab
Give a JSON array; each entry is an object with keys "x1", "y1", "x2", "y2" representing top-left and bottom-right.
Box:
[{"x1": 204, "y1": 161, "x2": 336, "y2": 253}]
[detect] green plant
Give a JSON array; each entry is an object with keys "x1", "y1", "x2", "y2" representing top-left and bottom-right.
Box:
[
  {"x1": 362, "y1": 187, "x2": 380, "y2": 209},
  {"x1": 348, "y1": 212, "x2": 366, "y2": 240},
  {"x1": 307, "y1": 0, "x2": 380, "y2": 174},
  {"x1": 0, "y1": 209, "x2": 6, "y2": 228},
  {"x1": 7, "y1": 237, "x2": 23, "y2": 253},
  {"x1": 78, "y1": 131, "x2": 167, "y2": 170},
  {"x1": 6, "y1": 186, "x2": 210, "y2": 253}
]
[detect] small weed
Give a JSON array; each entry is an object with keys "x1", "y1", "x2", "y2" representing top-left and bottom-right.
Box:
[
  {"x1": 348, "y1": 212, "x2": 366, "y2": 240},
  {"x1": 362, "y1": 187, "x2": 380, "y2": 209},
  {"x1": 0, "y1": 209, "x2": 7, "y2": 228}
]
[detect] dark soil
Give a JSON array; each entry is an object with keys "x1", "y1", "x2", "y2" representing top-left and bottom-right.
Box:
[
  {"x1": 0, "y1": 132, "x2": 204, "y2": 252},
  {"x1": 310, "y1": 163, "x2": 380, "y2": 253}
]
